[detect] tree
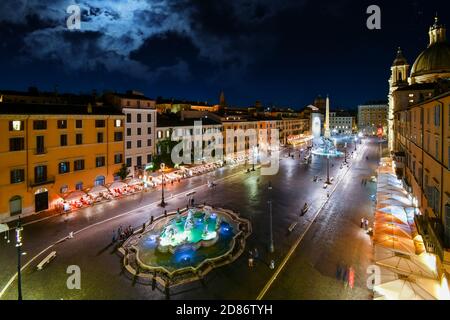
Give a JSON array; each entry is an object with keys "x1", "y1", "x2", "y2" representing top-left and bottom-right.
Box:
[
  {"x1": 152, "y1": 138, "x2": 179, "y2": 171},
  {"x1": 116, "y1": 163, "x2": 129, "y2": 180}
]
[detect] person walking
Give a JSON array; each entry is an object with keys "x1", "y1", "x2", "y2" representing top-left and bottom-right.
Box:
[
  {"x1": 342, "y1": 265, "x2": 349, "y2": 287},
  {"x1": 348, "y1": 266, "x2": 355, "y2": 290},
  {"x1": 364, "y1": 219, "x2": 369, "y2": 230},
  {"x1": 254, "y1": 248, "x2": 259, "y2": 260},
  {"x1": 360, "y1": 218, "x2": 364, "y2": 228}
]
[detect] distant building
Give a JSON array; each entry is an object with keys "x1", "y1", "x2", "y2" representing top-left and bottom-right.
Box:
[
  {"x1": 357, "y1": 103, "x2": 388, "y2": 136},
  {"x1": 329, "y1": 111, "x2": 354, "y2": 135}
]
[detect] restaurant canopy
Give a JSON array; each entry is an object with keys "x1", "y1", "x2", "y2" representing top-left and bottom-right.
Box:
[
  {"x1": 0, "y1": 224, "x2": 9, "y2": 233},
  {"x1": 87, "y1": 185, "x2": 109, "y2": 196},
  {"x1": 109, "y1": 181, "x2": 127, "y2": 189},
  {"x1": 376, "y1": 254, "x2": 438, "y2": 280},
  {"x1": 374, "y1": 278, "x2": 436, "y2": 300},
  {"x1": 373, "y1": 234, "x2": 416, "y2": 255},
  {"x1": 63, "y1": 190, "x2": 86, "y2": 202}
]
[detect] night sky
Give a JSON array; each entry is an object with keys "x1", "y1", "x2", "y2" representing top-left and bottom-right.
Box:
[{"x1": 0, "y1": 0, "x2": 449, "y2": 109}]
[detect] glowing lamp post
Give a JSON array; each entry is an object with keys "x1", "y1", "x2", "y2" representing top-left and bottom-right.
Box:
[{"x1": 160, "y1": 163, "x2": 166, "y2": 207}]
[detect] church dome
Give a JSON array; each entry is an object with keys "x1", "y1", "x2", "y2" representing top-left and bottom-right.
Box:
[
  {"x1": 411, "y1": 42, "x2": 450, "y2": 77},
  {"x1": 410, "y1": 17, "x2": 450, "y2": 83}
]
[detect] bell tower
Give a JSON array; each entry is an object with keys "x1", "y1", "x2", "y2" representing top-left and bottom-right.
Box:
[{"x1": 388, "y1": 47, "x2": 409, "y2": 151}]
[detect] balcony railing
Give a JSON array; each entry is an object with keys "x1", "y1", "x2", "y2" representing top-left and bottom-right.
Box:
[{"x1": 29, "y1": 176, "x2": 55, "y2": 188}]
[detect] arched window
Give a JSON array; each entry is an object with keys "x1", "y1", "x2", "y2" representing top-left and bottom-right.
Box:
[
  {"x1": 9, "y1": 196, "x2": 22, "y2": 215},
  {"x1": 398, "y1": 71, "x2": 403, "y2": 81}
]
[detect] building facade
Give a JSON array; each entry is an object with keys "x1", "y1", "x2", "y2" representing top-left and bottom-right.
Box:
[
  {"x1": 357, "y1": 103, "x2": 388, "y2": 136},
  {"x1": 329, "y1": 111, "x2": 354, "y2": 135},
  {"x1": 392, "y1": 17, "x2": 450, "y2": 268},
  {"x1": 0, "y1": 102, "x2": 125, "y2": 221},
  {"x1": 105, "y1": 91, "x2": 157, "y2": 177}
]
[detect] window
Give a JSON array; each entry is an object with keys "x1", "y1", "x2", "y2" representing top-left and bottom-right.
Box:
[
  {"x1": 33, "y1": 120, "x2": 47, "y2": 130},
  {"x1": 157, "y1": 131, "x2": 162, "y2": 139},
  {"x1": 126, "y1": 113, "x2": 131, "y2": 123},
  {"x1": 36, "y1": 136, "x2": 45, "y2": 154},
  {"x1": 137, "y1": 140, "x2": 142, "y2": 148},
  {"x1": 9, "y1": 137, "x2": 24, "y2": 151},
  {"x1": 137, "y1": 128, "x2": 141, "y2": 135},
  {"x1": 114, "y1": 132, "x2": 123, "y2": 142},
  {"x1": 127, "y1": 141, "x2": 132, "y2": 149},
  {"x1": 114, "y1": 154, "x2": 123, "y2": 164},
  {"x1": 74, "y1": 159, "x2": 85, "y2": 171},
  {"x1": 95, "y1": 156, "x2": 106, "y2": 168},
  {"x1": 57, "y1": 120, "x2": 67, "y2": 129},
  {"x1": 76, "y1": 133, "x2": 83, "y2": 145},
  {"x1": 9, "y1": 120, "x2": 24, "y2": 131},
  {"x1": 34, "y1": 165, "x2": 47, "y2": 183},
  {"x1": 147, "y1": 127, "x2": 152, "y2": 135},
  {"x1": 147, "y1": 154, "x2": 152, "y2": 163},
  {"x1": 435, "y1": 105, "x2": 440, "y2": 127},
  {"x1": 97, "y1": 132, "x2": 104, "y2": 143},
  {"x1": 75, "y1": 182, "x2": 83, "y2": 191},
  {"x1": 58, "y1": 161, "x2": 70, "y2": 174},
  {"x1": 76, "y1": 120, "x2": 83, "y2": 128},
  {"x1": 95, "y1": 120, "x2": 106, "y2": 128},
  {"x1": 60, "y1": 134, "x2": 68, "y2": 146},
  {"x1": 147, "y1": 139, "x2": 152, "y2": 147},
  {"x1": 126, "y1": 157, "x2": 132, "y2": 167},
  {"x1": 126, "y1": 101, "x2": 130, "y2": 107},
  {"x1": 166, "y1": 130, "x2": 170, "y2": 138},
  {"x1": 436, "y1": 139, "x2": 439, "y2": 159},
  {"x1": 137, "y1": 114, "x2": 142, "y2": 123},
  {"x1": 147, "y1": 114, "x2": 152, "y2": 122},
  {"x1": 136, "y1": 156, "x2": 142, "y2": 167},
  {"x1": 10, "y1": 169, "x2": 25, "y2": 184},
  {"x1": 115, "y1": 119, "x2": 122, "y2": 127},
  {"x1": 127, "y1": 128, "x2": 131, "y2": 136}
]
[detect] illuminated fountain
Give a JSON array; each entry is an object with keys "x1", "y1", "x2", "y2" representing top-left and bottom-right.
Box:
[{"x1": 120, "y1": 206, "x2": 251, "y2": 287}]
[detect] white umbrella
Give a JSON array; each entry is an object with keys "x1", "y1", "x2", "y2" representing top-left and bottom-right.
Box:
[
  {"x1": 64, "y1": 190, "x2": 86, "y2": 201},
  {"x1": 109, "y1": 181, "x2": 127, "y2": 189},
  {"x1": 88, "y1": 185, "x2": 109, "y2": 196},
  {"x1": 374, "y1": 278, "x2": 436, "y2": 300},
  {"x1": 376, "y1": 254, "x2": 438, "y2": 279}
]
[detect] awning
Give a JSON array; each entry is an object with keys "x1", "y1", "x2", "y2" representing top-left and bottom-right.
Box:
[
  {"x1": 63, "y1": 190, "x2": 87, "y2": 202},
  {"x1": 373, "y1": 234, "x2": 416, "y2": 255},
  {"x1": 87, "y1": 185, "x2": 109, "y2": 196},
  {"x1": 376, "y1": 254, "x2": 438, "y2": 280},
  {"x1": 108, "y1": 181, "x2": 127, "y2": 189},
  {"x1": 374, "y1": 278, "x2": 436, "y2": 300}
]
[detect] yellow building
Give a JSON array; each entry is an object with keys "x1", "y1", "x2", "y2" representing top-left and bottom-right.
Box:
[
  {"x1": 0, "y1": 102, "x2": 125, "y2": 221},
  {"x1": 394, "y1": 91, "x2": 450, "y2": 268}
]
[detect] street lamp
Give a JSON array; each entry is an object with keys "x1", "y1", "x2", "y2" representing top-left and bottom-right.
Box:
[
  {"x1": 16, "y1": 218, "x2": 23, "y2": 300},
  {"x1": 326, "y1": 155, "x2": 331, "y2": 184},
  {"x1": 268, "y1": 181, "x2": 274, "y2": 253},
  {"x1": 160, "y1": 163, "x2": 166, "y2": 207}
]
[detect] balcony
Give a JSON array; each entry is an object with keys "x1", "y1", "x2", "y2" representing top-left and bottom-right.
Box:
[{"x1": 29, "y1": 176, "x2": 55, "y2": 188}]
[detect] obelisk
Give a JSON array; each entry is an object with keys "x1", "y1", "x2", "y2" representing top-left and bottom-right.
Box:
[{"x1": 324, "y1": 95, "x2": 331, "y2": 138}]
